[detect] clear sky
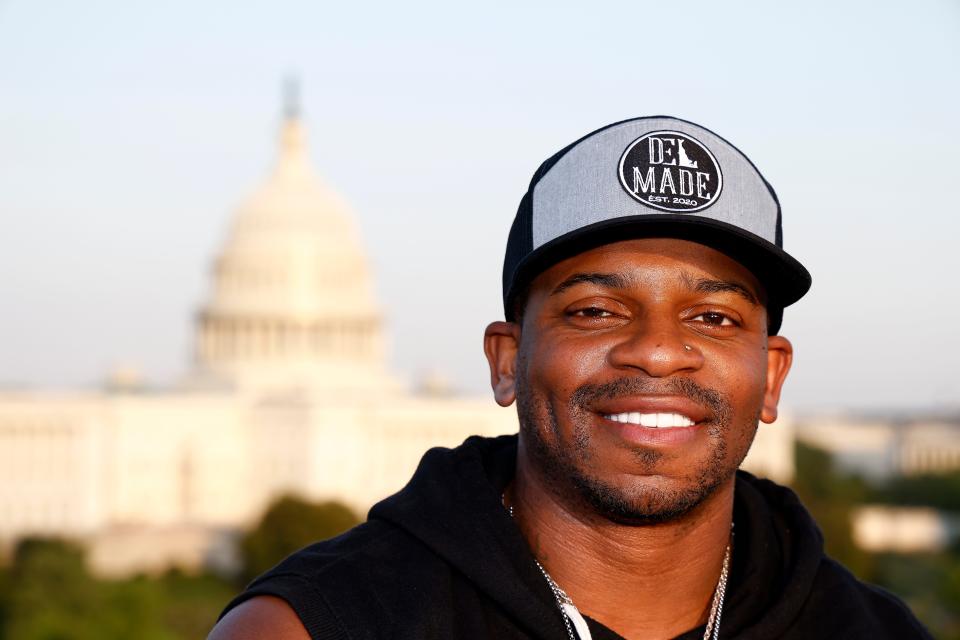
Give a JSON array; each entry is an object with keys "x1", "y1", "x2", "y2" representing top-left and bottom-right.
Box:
[{"x1": 0, "y1": 0, "x2": 958, "y2": 412}]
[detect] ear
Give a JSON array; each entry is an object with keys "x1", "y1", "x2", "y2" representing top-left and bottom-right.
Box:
[
  {"x1": 760, "y1": 335, "x2": 793, "y2": 424},
  {"x1": 483, "y1": 321, "x2": 521, "y2": 407}
]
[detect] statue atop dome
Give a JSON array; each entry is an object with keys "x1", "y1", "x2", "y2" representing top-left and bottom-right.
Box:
[{"x1": 283, "y1": 75, "x2": 300, "y2": 121}]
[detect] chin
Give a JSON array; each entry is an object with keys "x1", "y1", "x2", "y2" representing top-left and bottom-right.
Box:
[
  {"x1": 568, "y1": 468, "x2": 732, "y2": 525},
  {"x1": 517, "y1": 378, "x2": 752, "y2": 525},
  {"x1": 526, "y1": 422, "x2": 734, "y2": 525}
]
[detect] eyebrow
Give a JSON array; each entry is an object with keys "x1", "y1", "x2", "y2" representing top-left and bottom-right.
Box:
[
  {"x1": 549, "y1": 270, "x2": 761, "y2": 305},
  {"x1": 550, "y1": 272, "x2": 630, "y2": 296},
  {"x1": 686, "y1": 275, "x2": 760, "y2": 305}
]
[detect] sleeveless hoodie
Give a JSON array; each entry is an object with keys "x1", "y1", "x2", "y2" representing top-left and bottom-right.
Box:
[{"x1": 220, "y1": 435, "x2": 931, "y2": 639}]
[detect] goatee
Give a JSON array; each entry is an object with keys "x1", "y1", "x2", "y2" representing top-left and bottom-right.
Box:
[{"x1": 517, "y1": 375, "x2": 751, "y2": 525}]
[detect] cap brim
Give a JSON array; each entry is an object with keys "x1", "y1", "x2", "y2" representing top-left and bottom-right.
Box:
[{"x1": 505, "y1": 214, "x2": 811, "y2": 330}]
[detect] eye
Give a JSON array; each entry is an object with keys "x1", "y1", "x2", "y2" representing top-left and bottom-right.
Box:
[
  {"x1": 691, "y1": 311, "x2": 737, "y2": 327},
  {"x1": 571, "y1": 306, "x2": 614, "y2": 319},
  {"x1": 562, "y1": 299, "x2": 630, "y2": 328}
]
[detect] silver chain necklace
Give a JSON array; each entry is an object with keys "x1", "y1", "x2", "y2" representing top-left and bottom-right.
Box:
[{"x1": 505, "y1": 498, "x2": 732, "y2": 640}]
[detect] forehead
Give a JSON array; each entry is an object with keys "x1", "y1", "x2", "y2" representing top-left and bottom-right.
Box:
[{"x1": 529, "y1": 238, "x2": 765, "y2": 299}]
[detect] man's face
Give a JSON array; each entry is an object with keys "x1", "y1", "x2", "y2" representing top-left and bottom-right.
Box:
[{"x1": 487, "y1": 238, "x2": 792, "y2": 524}]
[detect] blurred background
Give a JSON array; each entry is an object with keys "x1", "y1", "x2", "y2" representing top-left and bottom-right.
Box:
[{"x1": 1, "y1": 0, "x2": 959, "y2": 637}]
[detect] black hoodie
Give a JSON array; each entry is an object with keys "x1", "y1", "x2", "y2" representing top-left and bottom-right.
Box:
[{"x1": 221, "y1": 435, "x2": 931, "y2": 639}]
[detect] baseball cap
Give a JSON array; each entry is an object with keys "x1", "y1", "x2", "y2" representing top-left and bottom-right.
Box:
[{"x1": 501, "y1": 116, "x2": 811, "y2": 334}]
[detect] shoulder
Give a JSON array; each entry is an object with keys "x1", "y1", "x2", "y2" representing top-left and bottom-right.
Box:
[
  {"x1": 208, "y1": 596, "x2": 310, "y2": 640},
  {"x1": 214, "y1": 519, "x2": 454, "y2": 639},
  {"x1": 250, "y1": 517, "x2": 444, "y2": 589},
  {"x1": 795, "y1": 557, "x2": 932, "y2": 639},
  {"x1": 732, "y1": 474, "x2": 931, "y2": 639}
]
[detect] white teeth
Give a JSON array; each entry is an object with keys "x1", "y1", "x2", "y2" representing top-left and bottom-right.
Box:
[{"x1": 603, "y1": 412, "x2": 695, "y2": 428}]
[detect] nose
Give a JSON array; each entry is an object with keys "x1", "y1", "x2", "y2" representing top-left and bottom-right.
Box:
[{"x1": 606, "y1": 315, "x2": 703, "y2": 377}]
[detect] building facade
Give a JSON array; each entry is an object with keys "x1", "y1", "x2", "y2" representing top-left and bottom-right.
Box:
[{"x1": 797, "y1": 415, "x2": 960, "y2": 480}]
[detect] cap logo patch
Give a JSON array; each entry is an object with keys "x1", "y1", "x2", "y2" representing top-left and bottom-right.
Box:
[{"x1": 618, "y1": 131, "x2": 723, "y2": 213}]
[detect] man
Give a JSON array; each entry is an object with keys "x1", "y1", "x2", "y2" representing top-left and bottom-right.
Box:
[{"x1": 210, "y1": 117, "x2": 930, "y2": 639}]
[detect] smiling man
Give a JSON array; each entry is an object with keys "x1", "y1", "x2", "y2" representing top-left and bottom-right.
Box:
[{"x1": 210, "y1": 118, "x2": 930, "y2": 639}]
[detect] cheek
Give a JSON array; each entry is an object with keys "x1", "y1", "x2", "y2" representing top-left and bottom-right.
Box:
[
  {"x1": 709, "y1": 346, "x2": 769, "y2": 410},
  {"x1": 527, "y1": 335, "x2": 609, "y2": 399},
  {"x1": 532, "y1": 337, "x2": 609, "y2": 380},
  {"x1": 516, "y1": 345, "x2": 598, "y2": 452}
]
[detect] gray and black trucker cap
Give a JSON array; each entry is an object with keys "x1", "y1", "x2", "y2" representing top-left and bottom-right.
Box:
[{"x1": 502, "y1": 116, "x2": 811, "y2": 334}]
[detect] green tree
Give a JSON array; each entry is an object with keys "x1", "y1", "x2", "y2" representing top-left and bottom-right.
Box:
[
  {"x1": 156, "y1": 569, "x2": 237, "y2": 638},
  {"x1": 0, "y1": 538, "x2": 175, "y2": 640},
  {"x1": 239, "y1": 495, "x2": 360, "y2": 583},
  {"x1": 791, "y1": 442, "x2": 874, "y2": 579},
  {"x1": 791, "y1": 442, "x2": 960, "y2": 638},
  {"x1": 2, "y1": 537, "x2": 98, "y2": 639},
  {"x1": 870, "y1": 470, "x2": 960, "y2": 511}
]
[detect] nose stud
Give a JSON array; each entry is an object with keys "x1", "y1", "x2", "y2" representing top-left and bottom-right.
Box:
[{"x1": 683, "y1": 344, "x2": 693, "y2": 351}]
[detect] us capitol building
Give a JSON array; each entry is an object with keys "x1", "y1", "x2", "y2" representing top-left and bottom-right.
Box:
[{"x1": 0, "y1": 95, "x2": 794, "y2": 577}]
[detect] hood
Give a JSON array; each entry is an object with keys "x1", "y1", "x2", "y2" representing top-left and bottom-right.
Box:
[
  {"x1": 369, "y1": 435, "x2": 826, "y2": 640},
  {"x1": 369, "y1": 435, "x2": 569, "y2": 638},
  {"x1": 725, "y1": 471, "x2": 825, "y2": 638}
]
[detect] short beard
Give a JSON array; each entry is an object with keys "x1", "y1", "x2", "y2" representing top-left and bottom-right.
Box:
[{"x1": 517, "y1": 374, "x2": 753, "y2": 525}]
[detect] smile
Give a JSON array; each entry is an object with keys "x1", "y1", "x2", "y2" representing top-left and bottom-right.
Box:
[{"x1": 602, "y1": 412, "x2": 696, "y2": 428}]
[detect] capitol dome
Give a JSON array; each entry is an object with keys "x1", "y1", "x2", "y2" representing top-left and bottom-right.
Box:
[{"x1": 194, "y1": 91, "x2": 396, "y2": 394}]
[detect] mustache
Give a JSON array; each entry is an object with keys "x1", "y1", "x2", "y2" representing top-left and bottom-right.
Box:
[{"x1": 569, "y1": 376, "x2": 729, "y2": 416}]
